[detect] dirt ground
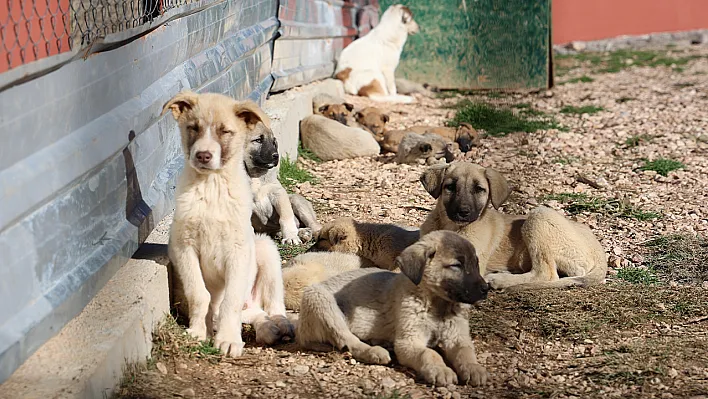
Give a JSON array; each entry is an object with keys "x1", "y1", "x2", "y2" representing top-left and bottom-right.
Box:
[{"x1": 119, "y1": 45, "x2": 708, "y2": 399}]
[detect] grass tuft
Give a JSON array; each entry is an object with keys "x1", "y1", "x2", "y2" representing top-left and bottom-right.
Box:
[
  {"x1": 277, "y1": 242, "x2": 309, "y2": 262},
  {"x1": 298, "y1": 140, "x2": 321, "y2": 162},
  {"x1": 278, "y1": 156, "x2": 317, "y2": 193},
  {"x1": 639, "y1": 158, "x2": 685, "y2": 176},
  {"x1": 561, "y1": 75, "x2": 594, "y2": 85},
  {"x1": 560, "y1": 105, "x2": 604, "y2": 115},
  {"x1": 555, "y1": 50, "x2": 705, "y2": 75},
  {"x1": 542, "y1": 193, "x2": 660, "y2": 221},
  {"x1": 644, "y1": 234, "x2": 708, "y2": 284},
  {"x1": 449, "y1": 100, "x2": 564, "y2": 136},
  {"x1": 624, "y1": 134, "x2": 652, "y2": 148},
  {"x1": 616, "y1": 267, "x2": 659, "y2": 285}
]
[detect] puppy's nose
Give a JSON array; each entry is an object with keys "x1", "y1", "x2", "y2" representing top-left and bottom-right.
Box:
[
  {"x1": 271, "y1": 152, "x2": 279, "y2": 162},
  {"x1": 458, "y1": 208, "x2": 471, "y2": 218},
  {"x1": 196, "y1": 151, "x2": 212, "y2": 164},
  {"x1": 480, "y1": 283, "x2": 489, "y2": 294}
]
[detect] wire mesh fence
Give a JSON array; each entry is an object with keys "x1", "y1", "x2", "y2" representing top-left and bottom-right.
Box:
[{"x1": 1, "y1": 0, "x2": 205, "y2": 72}]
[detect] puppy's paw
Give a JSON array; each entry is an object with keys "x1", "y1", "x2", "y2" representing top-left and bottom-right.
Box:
[
  {"x1": 484, "y1": 272, "x2": 518, "y2": 290},
  {"x1": 353, "y1": 345, "x2": 391, "y2": 365},
  {"x1": 420, "y1": 364, "x2": 458, "y2": 386},
  {"x1": 214, "y1": 335, "x2": 245, "y2": 357},
  {"x1": 281, "y1": 233, "x2": 302, "y2": 246},
  {"x1": 255, "y1": 319, "x2": 282, "y2": 345},
  {"x1": 186, "y1": 325, "x2": 208, "y2": 341},
  {"x1": 269, "y1": 315, "x2": 295, "y2": 339},
  {"x1": 456, "y1": 363, "x2": 489, "y2": 386},
  {"x1": 297, "y1": 228, "x2": 313, "y2": 243}
]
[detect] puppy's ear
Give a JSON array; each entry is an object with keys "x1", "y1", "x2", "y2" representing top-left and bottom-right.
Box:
[
  {"x1": 395, "y1": 241, "x2": 434, "y2": 285},
  {"x1": 485, "y1": 167, "x2": 511, "y2": 209},
  {"x1": 328, "y1": 226, "x2": 347, "y2": 246},
  {"x1": 343, "y1": 102, "x2": 354, "y2": 112},
  {"x1": 162, "y1": 91, "x2": 198, "y2": 120},
  {"x1": 382, "y1": 114, "x2": 390, "y2": 123},
  {"x1": 354, "y1": 111, "x2": 362, "y2": 119},
  {"x1": 420, "y1": 164, "x2": 449, "y2": 199},
  {"x1": 235, "y1": 101, "x2": 271, "y2": 129},
  {"x1": 318, "y1": 105, "x2": 329, "y2": 114},
  {"x1": 420, "y1": 143, "x2": 432, "y2": 153}
]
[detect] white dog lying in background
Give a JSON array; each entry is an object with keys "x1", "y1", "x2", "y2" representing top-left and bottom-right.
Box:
[{"x1": 334, "y1": 4, "x2": 419, "y2": 103}]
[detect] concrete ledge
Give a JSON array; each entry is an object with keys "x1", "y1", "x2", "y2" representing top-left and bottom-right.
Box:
[
  {"x1": 0, "y1": 221, "x2": 171, "y2": 399},
  {"x1": 265, "y1": 78, "x2": 345, "y2": 160}
]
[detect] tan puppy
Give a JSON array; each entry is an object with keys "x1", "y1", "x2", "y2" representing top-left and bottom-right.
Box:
[
  {"x1": 163, "y1": 91, "x2": 292, "y2": 356},
  {"x1": 354, "y1": 106, "x2": 389, "y2": 138},
  {"x1": 408, "y1": 123, "x2": 481, "y2": 152},
  {"x1": 297, "y1": 231, "x2": 490, "y2": 386},
  {"x1": 419, "y1": 163, "x2": 607, "y2": 291},
  {"x1": 282, "y1": 252, "x2": 374, "y2": 311},
  {"x1": 307, "y1": 217, "x2": 419, "y2": 270},
  {"x1": 395, "y1": 78, "x2": 437, "y2": 97},
  {"x1": 317, "y1": 103, "x2": 356, "y2": 126},
  {"x1": 380, "y1": 129, "x2": 409, "y2": 153},
  {"x1": 397, "y1": 132, "x2": 453, "y2": 164},
  {"x1": 300, "y1": 114, "x2": 380, "y2": 161}
]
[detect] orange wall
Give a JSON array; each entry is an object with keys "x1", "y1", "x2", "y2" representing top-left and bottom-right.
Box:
[{"x1": 553, "y1": 0, "x2": 708, "y2": 44}]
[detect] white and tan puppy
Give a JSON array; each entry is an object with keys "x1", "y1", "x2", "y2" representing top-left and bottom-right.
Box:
[
  {"x1": 163, "y1": 91, "x2": 292, "y2": 357},
  {"x1": 420, "y1": 162, "x2": 607, "y2": 292},
  {"x1": 334, "y1": 4, "x2": 419, "y2": 103},
  {"x1": 297, "y1": 231, "x2": 490, "y2": 386}
]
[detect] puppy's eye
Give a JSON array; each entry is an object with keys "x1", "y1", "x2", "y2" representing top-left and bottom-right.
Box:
[
  {"x1": 187, "y1": 124, "x2": 199, "y2": 133},
  {"x1": 221, "y1": 129, "x2": 234, "y2": 136},
  {"x1": 444, "y1": 183, "x2": 455, "y2": 191},
  {"x1": 253, "y1": 135, "x2": 264, "y2": 143},
  {"x1": 473, "y1": 185, "x2": 486, "y2": 194},
  {"x1": 445, "y1": 263, "x2": 462, "y2": 270}
]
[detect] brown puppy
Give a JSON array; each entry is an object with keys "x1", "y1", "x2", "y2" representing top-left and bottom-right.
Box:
[
  {"x1": 354, "y1": 106, "x2": 390, "y2": 138},
  {"x1": 297, "y1": 231, "x2": 490, "y2": 386},
  {"x1": 318, "y1": 103, "x2": 356, "y2": 126},
  {"x1": 396, "y1": 132, "x2": 453, "y2": 164},
  {"x1": 307, "y1": 217, "x2": 419, "y2": 271},
  {"x1": 380, "y1": 129, "x2": 409, "y2": 153},
  {"x1": 408, "y1": 123, "x2": 480, "y2": 152},
  {"x1": 419, "y1": 163, "x2": 607, "y2": 292}
]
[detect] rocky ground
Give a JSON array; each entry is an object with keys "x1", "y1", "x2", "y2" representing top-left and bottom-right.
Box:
[{"x1": 119, "y1": 44, "x2": 708, "y2": 399}]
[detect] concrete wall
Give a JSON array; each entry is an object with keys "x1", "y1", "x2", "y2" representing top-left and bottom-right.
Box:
[{"x1": 553, "y1": 0, "x2": 708, "y2": 44}]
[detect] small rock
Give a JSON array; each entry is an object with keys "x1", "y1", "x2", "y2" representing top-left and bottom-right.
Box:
[
  {"x1": 275, "y1": 380, "x2": 287, "y2": 388},
  {"x1": 156, "y1": 362, "x2": 167, "y2": 375},
  {"x1": 381, "y1": 377, "x2": 397, "y2": 390},
  {"x1": 291, "y1": 365, "x2": 310, "y2": 376},
  {"x1": 544, "y1": 90, "x2": 553, "y2": 98},
  {"x1": 669, "y1": 281, "x2": 679, "y2": 288},
  {"x1": 702, "y1": 281, "x2": 708, "y2": 289},
  {"x1": 567, "y1": 41, "x2": 586, "y2": 51},
  {"x1": 350, "y1": 358, "x2": 357, "y2": 365},
  {"x1": 452, "y1": 393, "x2": 462, "y2": 399},
  {"x1": 177, "y1": 363, "x2": 188, "y2": 370},
  {"x1": 178, "y1": 388, "x2": 195, "y2": 398},
  {"x1": 668, "y1": 368, "x2": 679, "y2": 378}
]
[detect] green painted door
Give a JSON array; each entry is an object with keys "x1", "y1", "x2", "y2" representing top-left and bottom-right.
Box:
[{"x1": 379, "y1": 0, "x2": 552, "y2": 90}]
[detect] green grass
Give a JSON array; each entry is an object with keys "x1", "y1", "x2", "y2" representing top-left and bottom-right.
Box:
[
  {"x1": 639, "y1": 158, "x2": 685, "y2": 176},
  {"x1": 278, "y1": 242, "x2": 309, "y2": 262},
  {"x1": 542, "y1": 193, "x2": 660, "y2": 221},
  {"x1": 278, "y1": 156, "x2": 317, "y2": 193},
  {"x1": 560, "y1": 105, "x2": 604, "y2": 115},
  {"x1": 624, "y1": 134, "x2": 652, "y2": 148},
  {"x1": 555, "y1": 50, "x2": 705, "y2": 75},
  {"x1": 449, "y1": 100, "x2": 565, "y2": 136},
  {"x1": 561, "y1": 75, "x2": 594, "y2": 85},
  {"x1": 644, "y1": 234, "x2": 708, "y2": 284},
  {"x1": 616, "y1": 267, "x2": 660, "y2": 285},
  {"x1": 298, "y1": 140, "x2": 321, "y2": 162}
]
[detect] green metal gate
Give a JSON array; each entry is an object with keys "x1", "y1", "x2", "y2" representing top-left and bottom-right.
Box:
[{"x1": 379, "y1": 0, "x2": 552, "y2": 90}]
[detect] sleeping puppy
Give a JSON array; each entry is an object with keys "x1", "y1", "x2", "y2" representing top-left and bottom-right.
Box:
[
  {"x1": 419, "y1": 162, "x2": 608, "y2": 291},
  {"x1": 334, "y1": 4, "x2": 420, "y2": 103},
  {"x1": 354, "y1": 106, "x2": 389, "y2": 139},
  {"x1": 297, "y1": 231, "x2": 490, "y2": 386},
  {"x1": 306, "y1": 217, "x2": 420, "y2": 270},
  {"x1": 408, "y1": 123, "x2": 481, "y2": 152},
  {"x1": 244, "y1": 123, "x2": 322, "y2": 244},
  {"x1": 318, "y1": 103, "x2": 357, "y2": 127},
  {"x1": 397, "y1": 132, "x2": 454, "y2": 164}
]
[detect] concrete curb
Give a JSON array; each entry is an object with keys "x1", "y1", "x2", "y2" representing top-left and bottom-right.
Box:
[{"x1": 0, "y1": 78, "x2": 345, "y2": 399}]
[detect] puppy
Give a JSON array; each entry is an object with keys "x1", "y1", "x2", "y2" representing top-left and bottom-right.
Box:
[
  {"x1": 317, "y1": 103, "x2": 357, "y2": 126},
  {"x1": 354, "y1": 106, "x2": 389, "y2": 139},
  {"x1": 312, "y1": 93, "x2": 346, "y2": 115},
  {"x1": 408, "y1": 123, "x2": 481, "y2": 152},
  {"x1": 300, "y1": 114, "x2": 380, "y2": 161},
  {"x1": 379, "y1": 129, "x2": 409, "y2": 153},
  {"x1": 334, "y1": 5, "x2": 419, "y2": 103},
  {"x1": 163, "y1": 91, "x2": 292, "y2": 356},
  {"x1": 395, "y1": 78, "x2": 437, "y2": 97},
  {"x1": 397, "y1": 132, "x2": 454, "y2": 164},
  {"x1": 297, "y1": 231, "x2": 490, "y2": 386},
  {"x1": 244, "y1": 123, "x2": 322, "y2": 244},
  {"x1": 419, "y1": 163, "x2": 608, "y2": 291},
  {"x1": 282, "y1": 252, "x2": 374, "y2": 311},
  {"x1": 306, "y1": 217, "x2": 420, "y2": 270}
]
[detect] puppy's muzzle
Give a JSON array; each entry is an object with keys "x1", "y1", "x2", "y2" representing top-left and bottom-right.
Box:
[{"x1": 196, "y1": 151, "x2": 212, "y2": 164}]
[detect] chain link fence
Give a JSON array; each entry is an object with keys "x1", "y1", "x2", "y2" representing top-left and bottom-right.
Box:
[{"x1": 1, "y1": 0, "x2": 205, "y2": 72}]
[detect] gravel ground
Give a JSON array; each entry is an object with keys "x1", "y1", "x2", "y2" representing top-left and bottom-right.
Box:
[{"x1": 120, "y1": 45, "x2": 708, "y2": 399}]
